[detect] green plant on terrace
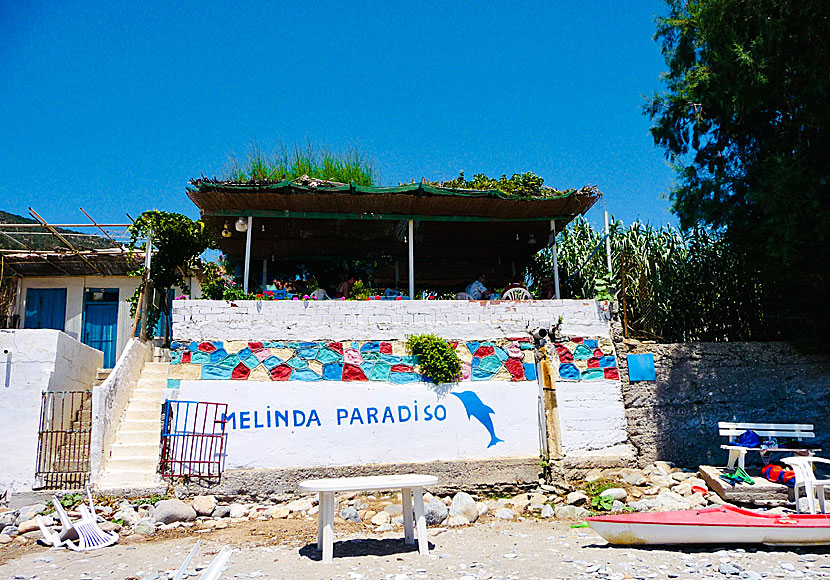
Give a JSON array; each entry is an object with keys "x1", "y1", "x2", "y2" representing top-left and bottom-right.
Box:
[{"x1": 405, "y1": 334, "x2": 461, "y2": 385}]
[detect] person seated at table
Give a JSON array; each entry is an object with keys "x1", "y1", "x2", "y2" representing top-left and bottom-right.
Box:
[
  {"x1": 337, "y1": 273, "x2": 356, "y2": 299},
  {"x1": 539, "y1": 277, "x2": 555, "y2": 299},
  {"x1": 465, "y1": 273, "x2": 491, "y2": 300}
]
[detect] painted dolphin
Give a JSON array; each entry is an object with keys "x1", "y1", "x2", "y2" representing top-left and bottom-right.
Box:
[{"x1": 451, "y1": 390, "x2": 504, "y2": 448}]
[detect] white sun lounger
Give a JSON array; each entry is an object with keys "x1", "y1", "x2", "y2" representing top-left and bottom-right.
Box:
[{"x1": 174, "y1": 541, "x2": 233, "y2": 580}]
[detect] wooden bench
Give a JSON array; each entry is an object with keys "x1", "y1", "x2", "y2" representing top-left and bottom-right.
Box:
[
  {"x1": 299, "y1": 473, "x2": 438, "y2": 563},
  {"x1": 719, "y1": 422, "x2": 819, "y2": 470}
]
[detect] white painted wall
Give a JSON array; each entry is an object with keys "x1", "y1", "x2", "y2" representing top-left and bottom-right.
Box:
[
  {"x1": 556, "y1": 379, "x2": 628, "y2": 453},
  {"x1": 172, "y1": 299, "x2": 610, "y2": 342},
  {"x1": 90, "y1": 338, "x2": 153, "y2": 483},
  {"x1": 0, "y1": 329, "x2": 102, "y2": 492},
  {"x1": 172, "y1": 380, "x2": 540, "y2": 469},
  {"x1": 18, "y1": 276, "x2": 140, "y2": 367}
]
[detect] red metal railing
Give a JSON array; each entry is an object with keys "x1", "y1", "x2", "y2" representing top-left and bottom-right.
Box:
[
  {"x1": 35, "y1": 390, "x2": 93, "y2": 489},
  {"x1": 160, "y1": 400, "x2": 228, "y2": 482}
]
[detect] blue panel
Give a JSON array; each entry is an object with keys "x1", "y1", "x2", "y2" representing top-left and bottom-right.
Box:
[
  {"x1": 24, "y1": 288, "x2": 67, "y2": 331},
  {"x1": 83, "y1": 299, "x2": 118, "y2": 368},
  {"x1": 627, "y1": 354, "x2": 657, "y2": 381},
  {"x1": 523, "y1": 363, "x2": 537, "y2": 381}
]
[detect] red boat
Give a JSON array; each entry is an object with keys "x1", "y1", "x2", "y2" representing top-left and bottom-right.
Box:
[{"x1": 586, "y1": 505, "x2": 830, "y2": 546}]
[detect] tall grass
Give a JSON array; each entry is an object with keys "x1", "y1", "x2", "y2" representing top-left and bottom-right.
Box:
[
  {"x1": 225, "y1": 141, "x2": 377, "y2": 186},
  {"x1": 529, "y1": 217, "x2": 771, "y2": 342}
]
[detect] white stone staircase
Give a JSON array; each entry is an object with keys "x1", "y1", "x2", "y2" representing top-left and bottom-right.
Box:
[{"x1": 97, "y1": 362, "x2": 168, "y2": 490}]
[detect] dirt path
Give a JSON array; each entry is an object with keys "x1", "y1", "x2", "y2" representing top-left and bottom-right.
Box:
[{"x1": 2, "y1": 516, "x2": 830, "y2": 579}]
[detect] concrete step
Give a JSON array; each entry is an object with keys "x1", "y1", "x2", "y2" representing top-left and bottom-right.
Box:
[
  {"x1": 104, "y1": 456, "x2": 159, "y2": 471},
  {"x1": 126, "y1": 398, "x2": 162, "y2": 412},
  {"x1": 114, "y1": 428, "x2": 160, "y2": 444},
  {"x1": 97, "y1": 474, "x2": 160, "y2": 490},
  {"x1": 96, "y1": 369, "x2": 111, "y2": 380},
  {"x1": 110, "y1": 442, "x2": 159, "y2": 457},
  {"x1": 124, "y1": 406, "x2": 162, "y2": 420}
]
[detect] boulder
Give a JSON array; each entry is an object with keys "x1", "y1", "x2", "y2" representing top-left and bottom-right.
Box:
[
  {"x1": 211, "y1": 506, "x2": 231, "y2": 518},
  {"x1": 540, "y1": 504, "x2": 555, "y2": 518},
  {"x1": 449, "y1": 492, "x2": 479, "y2": 523},
  {"x1": 566, "y1": 491, "x2": 589, "y2": 506},
  {"x1": 611, "y1": 500, "x2": 626, "y2": 512},
  {"x1": 424, "y1": 499, "x2": 448, "y2": 526},
  {"x1": 133, "y1": 518, "x2": 156, "y2": 535},
  {"x1": 476, "y1": 502, "x2": 489, "y2": 517},
  {"x1": 284, "y1": 497, "x2": 314, "y2": 512},
  {"x1": 599, "y1": 488, "x2": 627, "y2": 501},
  {"x1": 622, "y1": 471, "x2": 646, "y2": 486},
  {"x1": 228, "y1": 504, "x2": 248, "y2": 518},
  {"x1": 371, "y1": 511, "x2": 391, "y2": 525},
  {"x1": 627, "y1": 498, "x2": 661, "y2": 512},
  {"x1": 267, "y1": 506, "x2": 290, "y2": 519},
  {"x1": 493, "y1": 507, "x2": 515, "y2": 520},
  {"x1": 0, "y1": 535, "x2": 11, "y2": 545},
  {"x1": 114, "y1": 506, "x2": 140, "y2": 526},
  {"x1": 554, "y1": 505, "x2": 590, "y2": 520},
  {"x1": 672, "y1": 482, "x2": 693, "y2": 497},
  {"x1": 191, "y1": 495, "x2": 218, "y2": 517},
  {"x1": 657, "y1": 490, "x2": 691, "y2": 511},
  {"x1": 152, "y1": 499, "x2": 197, "y2": 524},
  {"x1": 383, "y1": 504, "x2": 403, "y2": 515},
  {"x1": 16, "y1": 520, "x2": 40, "y2": 535},
  {"x1": 445, "y1": 514, "x2": 470, "y2": 527},
  {"x1": 688, "y1": 492, "x2": 706, "y2": 508},
  {"x1": 339, "y1": 507, "x2": 361, "y2": 523}
]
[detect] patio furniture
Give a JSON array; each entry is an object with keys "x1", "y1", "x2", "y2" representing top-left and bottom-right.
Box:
[
  {"x1": 310, "y1": 289, "x2": 329, "y2": 300},
  {"x1": 299, "y1": 473, "x2": 438, "y2": 563},
  {"x1": 718, "y1": 422, "x2": 818, "y2": 470},
  {"x1": 38, "y1": 496, "x2": 118, "y2": 550},
  {"x1": 502, "y1": 287, "x2": 532, "y2": 300},
  {"x1": 455, "y1": 292, "x2": 473, "y2": 300},
  {"x1": 782, "y1": 456, "x2": 830, "y2": 514}
]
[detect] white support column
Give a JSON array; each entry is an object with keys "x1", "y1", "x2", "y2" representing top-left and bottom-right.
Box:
[
  {"x1": 551, "y1": 219, "x2": 560, "y2": 299},
  {"x1": 408, "y1": 220, "x2": 415, "y2": 300},
  {"x1": 604, "y1": 210, "x2": 612, "y2": 274},
  {"x1": 144, "y1": 229, "x2": 153, "y2": 275},
  {"x1": 243, "y1": 216, "x2": 253, "y2": 294}
]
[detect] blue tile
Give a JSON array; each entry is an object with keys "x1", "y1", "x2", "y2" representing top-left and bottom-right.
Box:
[
  {"x1": 598, "y1": 355, "x2": 617, "y2": 368},
  {"x1": 170, "y1": 341, "x2": 181, "y2": 350},
  {"x1": 166, "y1": 378, "x2": 180, "y2": 389},
  {"x1": 191, "y1": 351, "x2": 210, "y2": 364},
  {"x1": 390, "y1": 372, "x2": 420, "y2": 384},
  {"x1": 627, "y1": 354, "x2": 656, "y2": 381},
  {"x1": 494, "y1": 347, "x2": 509, "y2": 362},
  {"x1": 582, "y1": 369, "x2": 605, "y2": 381},
  {"x1": 170, "y1": 351, "x2": 182, "y2": 365},
  {"x1": 262, "y1": 356, "x2": 282, "y2": 370},
  {"x1": 291, "y1": 368, "x2": 322, "y2": 381},
  {"x1": 558, "y1": 363, "x2": 580, "y2": 380},
  {"x1": 286, "y1": 357, "x2": 308, "y2": 369},
  {"x1": 472, "y1": 367, "x2": 495, "y2": 381},
  {"x1": 360, "y1": 341, "x2": 380, "y2": 352},
  {"x1": 209, "y1": 348, "x2": 228, "y2": 363},
  {"x1": 202, "y1": 365, "x2": 232, "y2": 380},
  {"x1": 466, "y1": 342, "x2": 480, "y2": 355},
  {"x1": 523, "y1": 363, "x2": 537, "y2": 380},
  {"x1": 584, "y1": 339, "x2": 599, "y2": 349},
  {"x1": 297, "y1": 347, "x2": 319, "y2": 360},
  {"x1": 322, "y1": 363, "x2": 343, "y2": 381},
  {"x1": 381, "y1": 354, "x2": 401, "y2": 364}
]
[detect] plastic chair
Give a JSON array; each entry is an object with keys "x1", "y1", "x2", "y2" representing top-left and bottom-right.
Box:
[
  {"x1": 310, "y1": 289, "x2": 329, "y2": 300},
  {"x1": 455, "y1": 292, "x2": 473, "y2": 300},
  {"x1": 782, "y1": 456, "x2": 830, "y2": 514},
  {"x1": 40, "y1": 496, "x2": 118, "y2": 550},
  {"x1": 502, "y1": 287, "x2": 532, "y2": 300}
]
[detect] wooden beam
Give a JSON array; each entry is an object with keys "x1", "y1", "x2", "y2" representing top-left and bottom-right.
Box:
[{"x1": 28, "y1": 208, "x2": 102, "y2": 274}]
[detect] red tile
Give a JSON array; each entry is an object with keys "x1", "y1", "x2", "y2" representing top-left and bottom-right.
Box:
[
  {"x1": 270, "y1": 364, "x2": 292, "y2": 381},
  {"x1": 474, "y1": 345, "x2": 494, "y2": 357},
  {"x1": 379, "y1": 342, "x2": 393, "y2": 354},
  {"x1": 198, "y1": 342, "x2": 217, "y2": 353},
  {"x1": 181, "y1": 351, "x2": 191, "y2": 364},
  {"x1": 248, "y1": 342, "x2": 263, "y2": 351},
  {"x1": 604, "y1": 367, "x2": 620, "y2": 380},
  {"x1": 587, "y1": 357, "x2": 600, "y2": 368},
  {"x1": 232, "y1": 362, "x2": 251, "y2": 380},
  {"x1": 328, "y1": 342, "x2": 343, "y2": 354},
  {"x1": 342, "y1": 364, "x2": 367, "y2": 381},
  {"x1": 390, "y1": 364, "x2": 413, "y2": 373},
  {"x1": 505, "y1": 358, "x2": 525, "y2": 381}
]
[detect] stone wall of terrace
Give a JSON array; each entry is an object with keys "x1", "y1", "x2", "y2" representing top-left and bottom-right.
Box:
[{"x1": 171, "y1": 299, "x2": 610, "y2": 342}]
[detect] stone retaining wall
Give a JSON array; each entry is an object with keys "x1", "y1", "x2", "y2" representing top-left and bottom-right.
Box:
[{"x1": 614, "y1": 323, "x2": 830, "y2": 468}]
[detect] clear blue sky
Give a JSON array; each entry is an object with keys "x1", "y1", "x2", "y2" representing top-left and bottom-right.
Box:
[{"x1": 0, "y1": 1, "x2": 676, "y2": 230}]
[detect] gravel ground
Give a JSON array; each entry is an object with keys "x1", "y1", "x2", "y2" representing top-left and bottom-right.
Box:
[{"x1": 2, "y1": 517, "x2": 830, "y2": 580}]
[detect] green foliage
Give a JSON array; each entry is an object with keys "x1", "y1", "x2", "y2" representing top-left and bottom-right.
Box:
[
  {"x1": 429, "y1": 170, "x2": 573, "y2": 199},
  {"x1": 130, "y1": 494, "x2": 170, "y2": 506},
  {"x1": 591, "y1": 494, "x2": 615, "y2": 511},
  {"x1": 59, "y1": 493, "x2": 83, "y2": 509},
  {"x1": 348, "y1": 279, "x2": 377, "y2": 300},
  {"x1": 580, "y1": 478, "x2": 617, "y2": 498},
  {"x1": 405, "y1": 334, "x2": 461, "y2": 384},
  {"x1": 529, "y1": 216, "x2": 770, "y2": 342},
  {"x1": 226, "y1": 141, "x2": 376, "y2": 186},
  {"x1": 199, "y1": 260, "x2": 256, "y2": 300},
  {"x1": 128, "y1": 211, "x2": 217, "y2": 336},
  {"x1": 646, "y1": 0, "x2": 830, "y2": 340}
]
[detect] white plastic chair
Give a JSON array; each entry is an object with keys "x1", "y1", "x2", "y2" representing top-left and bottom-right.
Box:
[
  {"x1": 782, "y1": 456, "x2": 830, "y2": 514},
  {"x1": 310, "y1": 289, "x2": 329, "y2": 300},
  {"x1": 38, "y1": 495, "x2": 118, "y2": 550},
  {"x1": 455, "y1": 292, "x2": 473, "y2": 300},
  {"x1": 502, "y1": 287, "x2": 532, "y2": 300}
]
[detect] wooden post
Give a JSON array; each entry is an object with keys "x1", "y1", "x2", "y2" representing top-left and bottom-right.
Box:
[
  {"x1": 130, "y1": 286, "x2": 145, "y2": 339},
  {"x1": 539, "y1": 349, "x2": 563, "y2": 459},
  {"x1": 138, "y1": 279, "x2": 153, "y2": 342}
]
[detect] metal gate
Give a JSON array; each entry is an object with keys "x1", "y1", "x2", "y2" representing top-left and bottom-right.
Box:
[
  {"x1": 160, "y1": 400, "x2": 228, "y2": 483},
  {"x1": 35, "y1": 390, "x2": 93, "y2": 489}
]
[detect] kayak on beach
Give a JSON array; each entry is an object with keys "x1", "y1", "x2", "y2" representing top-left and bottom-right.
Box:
[{"x1": 586, "y1": 505, "x2": 830, "y2": 546}]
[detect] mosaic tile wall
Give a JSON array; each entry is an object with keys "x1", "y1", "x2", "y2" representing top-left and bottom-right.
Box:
[
  {"x1": 554, "y1": 337, "x2": 619, "y2": 381},
  {"x1": 167, "y1": 339, "x2": 538, "y2": 385}
]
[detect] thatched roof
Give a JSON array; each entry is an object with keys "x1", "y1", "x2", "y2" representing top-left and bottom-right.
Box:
[
  {"x1": 1, "y1": 248, "x2": 143, "y2": 277},
  {"x1": 187, "y1": 177, "x2": 601, "y2": 287}
]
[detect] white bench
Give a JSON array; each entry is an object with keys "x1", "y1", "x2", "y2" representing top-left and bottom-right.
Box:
[
  {"x1": 299, "y1": 473, "x2": 438, "y2": 563},
  {"x1": 719, "y1": 422, "x2": 818, "y2": 469}
]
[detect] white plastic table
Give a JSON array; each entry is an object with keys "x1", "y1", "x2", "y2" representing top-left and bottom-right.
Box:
[{"x1": 299, "y1": 473, "x2": 438, "y2": 563}]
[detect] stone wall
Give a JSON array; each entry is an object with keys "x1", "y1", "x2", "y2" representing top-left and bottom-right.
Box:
[
  {"x1": 615, "y1": 323, "x2": 830, "y2": 468},
  {"x1": 171, "y1": 299, "x2": 610, "y2": 341}
]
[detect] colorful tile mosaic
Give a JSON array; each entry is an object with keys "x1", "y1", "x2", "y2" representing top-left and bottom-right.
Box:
[
  {"x1": 554, "y1": 337, "x2": 619, "y2": 381},
  {"x1": 168, "y1": 339, "x2": 537, "y2": 383}
]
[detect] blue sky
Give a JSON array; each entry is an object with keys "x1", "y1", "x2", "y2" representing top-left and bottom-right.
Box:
[{"x1": 0, "y1": 1, "x2": 676, "y2": 230}]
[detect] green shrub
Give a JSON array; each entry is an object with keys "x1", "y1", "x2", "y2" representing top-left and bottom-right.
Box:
[{"x1": 405, "y1": 334, "x2": 461, "y2": 384}]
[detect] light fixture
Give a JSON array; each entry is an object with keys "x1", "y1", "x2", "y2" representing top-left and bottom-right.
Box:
[
  {"x1": 528, "y1": 233, "x2": 536, "y2": 245},
  {"x1": 235, "y1": 217, "x2": 248, "y2": 233},
  {"x1": 261, "y1": 224, "x2": 265, "y2": 232},
  {"x1": 222, "y1": 222, "x2": 232, "y2": 238},
  {"x1": 516, "y1": 233, "x2": 520, "y2": 241}
]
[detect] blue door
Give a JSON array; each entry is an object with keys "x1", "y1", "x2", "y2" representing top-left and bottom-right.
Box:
[
  {"x1": 24, "y1": 288, "x2": 67, "y2": 331},
  {"x1": 83, "y1": 288, "x2": 119, "y2": 368}
]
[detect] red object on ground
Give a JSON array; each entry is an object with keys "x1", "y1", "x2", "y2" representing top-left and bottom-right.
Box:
[{"x1": 691, "y1": 486, "x2": 708, "y2": 495}]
